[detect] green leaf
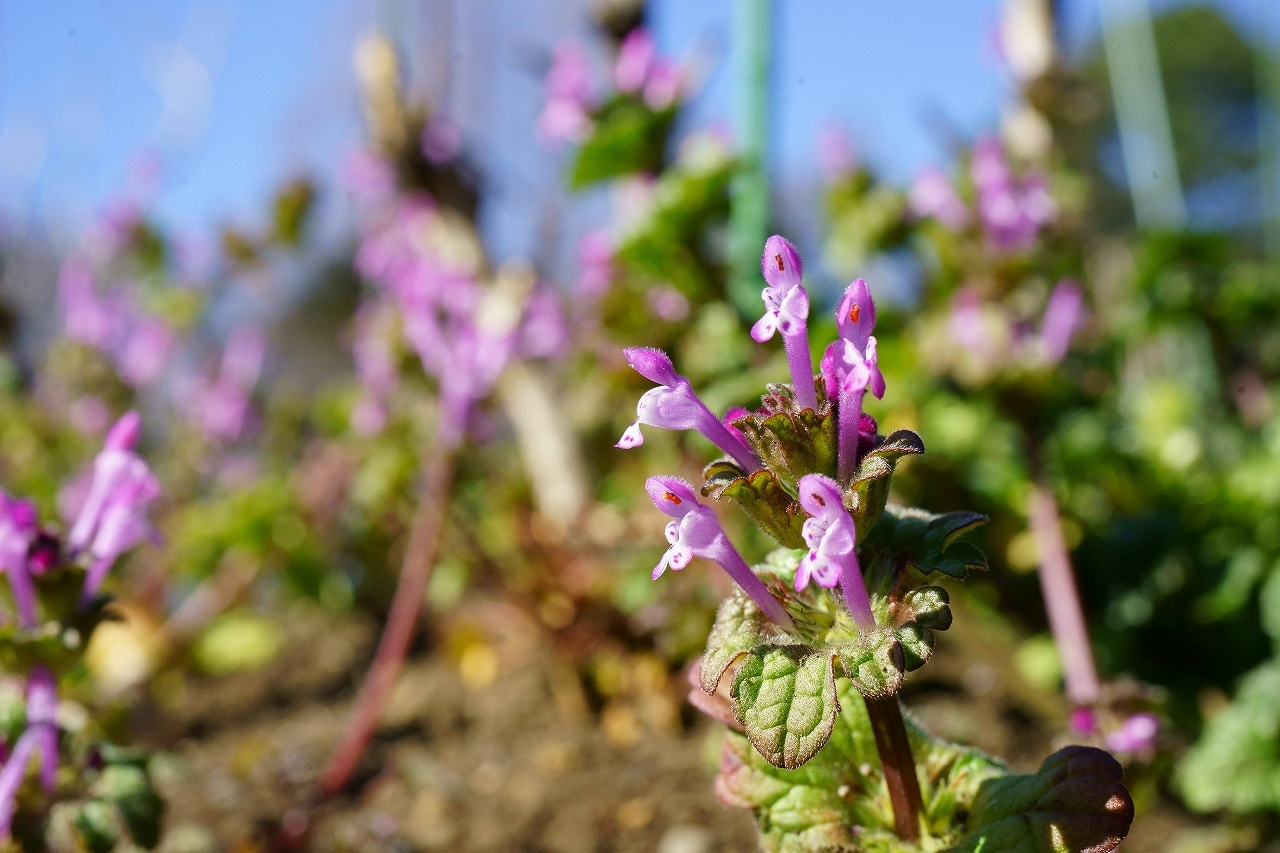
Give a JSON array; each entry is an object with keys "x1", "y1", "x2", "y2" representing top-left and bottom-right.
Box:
[
  {"x1": 702, "y1": 591, "x2": 794, "y2": 694},
  {"x1": 834, "y1": 630, "x2": 905, "y2": 699},
  {"x1": 732, "y1": 647, "x2": 840, "y2": 769},
  {"x1": 95, "y1": 762, "x2": 165, "y2": 849},
  {"x1": 893, "y1": 586, "x2": 953, "y2": 672},
  {"x1": 71, "y1": 801, "x2": 121, "y2": 853},
  {"x1": 948, "y1": 746, "x2": 1134, "y2": 853},
  {"x1": 860, "y1": 506, "x2": 989, "y2": 598},
  {"x1": 1177, "y1": 657, "x2": 1280, "y2": 813},
  {"x1": 569, "y1": 97, "x2": 675, "y2": 188},
  {"x1": 851, "y1": 431, "x2": 926, "y2": 533},
  {"x1": 703, "y1": 465, "x2": 807, "y2": 548},
  {"x1": 716, "y1": 680, "x2": 1011, "y2": 852}
]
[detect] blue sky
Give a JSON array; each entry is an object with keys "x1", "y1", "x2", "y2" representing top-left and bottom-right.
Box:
[{"x1": 0, "y1": 0, "x2": 1266, "y2": 254}]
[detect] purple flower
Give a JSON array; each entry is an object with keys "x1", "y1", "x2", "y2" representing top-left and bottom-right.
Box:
[
  {"x1": 825, "y1": 280, "x2": 884, "y2": 481},
  {"x1": 199, "y1": 326, "x2": 267, "y2": 443},
  {"x1": 539, "y1": 43, "x2": 595, "y2": 144},
  {"x1": 341, "y1": 149, "x2": 396, "y2": 203},
  {"x1": 642, "y1": 59, "x2": 682, "y2": 110},
  {"x1": 0, "y1": 666, "x2": 59, "y2": 836},
  {"x1": 116, "y1": 315, "x2": 175, "y2": 388},
  {"x1": 797, "y1": 474, "x2": 874, "y2": 630},
  {"x1": 646, "y1": 476, "x2": 793, "y2": 630},
  {"x1": 617, "y1": 348, "x2": 760, "y2": 472},
  {"x1": 0, "y1": 493, "x2": 39, "y2": 629},
  {"x1": 67, "y1": 412, "x2": 160, "y2": 602},
  {"x1": 909, "y1": 168, "x2": 970, "y2": 231},
  {"x1": 753, "y1": 236, "x2": 817, "y2": 411},
  {"x1": 646, "y1": 286, "x2": 690, "y2": 322},
  {"x1": 614, "y1": 29, "x2": 656, "y2": 93},
  {"x1": 575, "y1": 231, "x2": 614, "y2": 300},
  {"x1": 970, "y1": 137, "x2": 1055, "y2": 252},
  {"x1": 1068, "y1": 707, "x2": 1097, "y2": 736},
  {"x1": 1105, "y1": 713, "x2": 1159, "y2": 754},
  {"x1": 1039, "y1": 279, "x2": 1083, "y2": 364},
  {"x1": 421, "y1": 117, "x2": 462, "y2": 164},
  {"x1": 59, "y1": 262, "x2": 121, "y2": 351}
]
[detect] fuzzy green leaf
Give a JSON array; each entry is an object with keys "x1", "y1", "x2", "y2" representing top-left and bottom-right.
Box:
[
  {"x1": 716, "y1": 680, "x2": 1009, "y2": 852},
  {"x1": 703, "y1": 465, "x2": 807, "y2": 548},
  {"x1": 893, "y1": 585, "x2": 953, "y2": 671},
  {"x1": 702, "y1": 591, "x2": 796, "y2": 694},
  {"x1": 948, "y1": 746, "x2": 1134, "y2": 853},
  {"x1": 732, "y1": 647, "x2": 840, "y2": 769},
  {"x1": 834, "y1": 630, "x2": 905, "y2": 699},
  {"x1": 850, "y1": 430, "x2": 925, "y2": 532}
]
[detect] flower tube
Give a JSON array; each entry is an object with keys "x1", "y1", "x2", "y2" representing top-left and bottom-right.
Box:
[
  {"x1": 646, "y1": 476, "x2": 793, "y2": 631},
  {"x1": 752, "y1": 236, "x2": 817, "y2": 411},
  {"x1": 618, "y1": 348, "x2": 761, "y2": 472}
]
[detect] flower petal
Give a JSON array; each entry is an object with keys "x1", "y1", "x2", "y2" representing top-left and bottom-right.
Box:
[
  {"x1": 615, "y1": 421, "x2": 645, "y2": 449},
  {"x1": 750, "y1": 310, "x2": 779, "y2": 342},
  {"x1": 798, "y1": 474, "x2": 846, "y2": 523},
  {"x1": 645, "y1": 475, "x2": 699, "y2": 518},
  {"x1": 623, "y1": 346, "x2": 681, "y2": 387},
  {"x1": 761, "y1": 235, "x2": 803, "y2": 291}
]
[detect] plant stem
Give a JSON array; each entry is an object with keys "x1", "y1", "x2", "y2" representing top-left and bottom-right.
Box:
[
  {"x1": 1027, "y1": 483, "x2": 1100, "y2": 706},
  {"x1": 320, "y1": 444, "x2": 455, "y2": 797},
  {"x1": 863, "y1": 695, "x2": 923, "y2": 843},
  {"x1": 728, "y1": 0, "x2": 772, "y2": 318}
]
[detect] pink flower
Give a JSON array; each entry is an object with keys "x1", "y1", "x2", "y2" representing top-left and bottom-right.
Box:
[
  {"x1": 797, "y1": 474, "x2": 874, "y2": 629},
  {"x1": 68, "y1": 411, "x2": 160, "y2": 602},
  {"x1": 116, "y1": 315, "x2": 175, "y2": 387},
  {"x1": 753, "y1": 236, "x2": 817, "y2": 411},
  {"x1": 1106, "y1": 713, "x2": 1159, "y2": 754},
  {"x1": 0, "y1": 666, "x2": 59, "y2": 836},
  {"x1": 0, "y1": 492, "x2": 39, "y2": 628},
  {"x1": 614, "y1": 29, "x2": 656, "y2": 93},
  {"x1": 617, "y1": 348, "x2": 760, "y2": 472},
  {"x1": 645, "y1": 476, "x2": 793, "y2": 630},
  {"x1": 539, "y1": 43, "x2": 596, "y2": 145},
  {"x1": 909, "y1": 168, "x2": 970, "y2": 231},
  {"x1": 1039, "y1": 279, "x2": 1083, "y2": 364}
]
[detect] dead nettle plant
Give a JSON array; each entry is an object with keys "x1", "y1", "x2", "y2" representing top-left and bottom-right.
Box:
[
  {"x1": 620, "y1": 236, "x2": 1135, "y2": 852},
  {"x1": 0, "y1": 412, "x2": 164, "y2": 851}
]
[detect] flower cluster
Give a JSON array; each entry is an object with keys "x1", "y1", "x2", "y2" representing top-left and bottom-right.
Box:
[
  {"x1": 350, "y1": 172, "x2": 569, "y2": 446},
  {"x1": 619, "y1": 235, "x2": 882, "y2": 630},
  {"x1": 538, "y1": 28, "x2": 684, "y2": 147},
  {"x1": 909, "y1": 136, "x2": 1056, "y2": 252},
  {"x1": 0, "y1": 411, "x2": 159, "y2": 836},
  {"x1": 946, "y1": 277, "x2": 1083, "y2": 372}
]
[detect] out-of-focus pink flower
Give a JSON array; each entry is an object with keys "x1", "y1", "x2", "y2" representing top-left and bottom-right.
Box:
[
  {"x1": 970, "y1": 137, "x2": 1056, "y2": 252},
  {"x1": 518, "y1": 287, "x2": 570, "y2": 360},
  {"x1": 117, "y1": 315, "x2": 175, "y2": 387},
  {"x1": 614, "y1": 29, "x2": 656, "y2": 93},
  {"x1": 642, "y1": 59, "x2": 682, "y2": 110},
  {"x1": 67, "y1": 411, "x2": 160, "y2": 601},
  {"x1": 341, "y1": 149, "x2": 397, "y2": 203},
  {"x1": 0, "y1": 492, "x2": 39, "y2": 628},
  {"x1": 1039, "y1": 279, "x2": 1083, "y2": 364},
  {"x1": 0, "y1": 666, "x2": 59, "y2": 835},
  {"x1": 195, "y1": 327, "x2": 268, "y2": 443},
  {"x1": 539, "y1": 43, "x2": 596, "y2": 145},
  {"x1": 1106, "y1": 713, "x2": 1160, "y2": 754},
  {"x1": 817, "y1": 127, "x2": 857, "y2": 180},
  {"x1": 59, "y1": 262, "x2": 121, "y2": 350},
  {"x1": 646, "y1": 286, "x2": 690, "y2": 322},
  {"x1": 575, "y1": 230, "x2": 614, "y2": 300},
  {"x1": 909, "y1": 168, "x2": 970, "y2": 232},
  {"x1": 67, "y1": 396, "x2": 111, "y2": 437},
  {"x1": 351, "y1": 301, "x2": 399, "y2": 437}
]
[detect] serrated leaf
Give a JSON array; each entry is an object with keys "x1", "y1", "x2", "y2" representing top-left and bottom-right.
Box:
[
  {"x1": 716, "y1": 680, "x2": 1010, "y2": 852},
  {"x1": 860, "y1": 506, "x2": 990, "y2": 598},
  {"x1": 732, "y1": 647, "x2": 839, "y2": 769},
  {"x1": 702, "y1": 467, "x2": 807, "y2": 548},
  {"x1": 834, "y1": 630, "x2": 905, "y2": 699},
  {"x1": 702, "y1": 592, "x2": 788, "y2": 694},
  {"x1": 893, "y1": 586, "x2": 952, "y2": 672},
  {"x1": 851, "y1": 430, "x2": 925, "y2": 532},
  {"x1": 947, "y1": 746, "x2": 1134, "y2": 853}
]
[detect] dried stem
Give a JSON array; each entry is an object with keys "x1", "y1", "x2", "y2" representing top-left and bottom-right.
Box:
[
  {"x1": 863, "y1": 694, "x2": 923, "y2": 842},
  {"x1": 1027, "y1": 483, "x2": 1100, "y2": 706},
  {"x1": 320, "y1": 444, "x2": 455, "y2": 796}
]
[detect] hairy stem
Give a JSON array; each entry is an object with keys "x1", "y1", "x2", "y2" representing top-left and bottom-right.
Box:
[
  {"x1": 1028, "y1": 483, "x2": 1100, "y2": 706},
  {"x1": 320, "y1": 445, "x2": 455, "y2": 796},
  {"x1": 863, "y1": 695, "x2": 923, "y2": 842}
]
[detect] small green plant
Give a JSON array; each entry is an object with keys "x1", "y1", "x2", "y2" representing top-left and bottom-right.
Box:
[{"x1": 620, "y1": 236, "x2": 1134, "y2": 851}]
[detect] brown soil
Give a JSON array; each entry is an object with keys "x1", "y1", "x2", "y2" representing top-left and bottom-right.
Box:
[{"x1": 138, "y1": 594, "x2": 1197, "y2": 852}]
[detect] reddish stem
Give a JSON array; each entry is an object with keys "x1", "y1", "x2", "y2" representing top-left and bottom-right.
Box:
[
  {"x1": 1027, "y1": 483, "x2": 1100, "y2": 706},
  {"x1": 863, "y1": 695, "x2": 923, "y2": 842},
  {"x1": 320, "y1": 445, "x2": 455, "y2": 797}
]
